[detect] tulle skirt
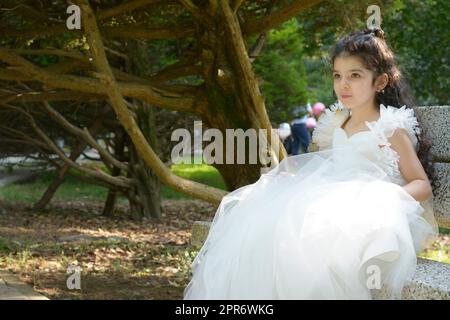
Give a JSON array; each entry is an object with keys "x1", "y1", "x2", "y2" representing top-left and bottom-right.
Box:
[{"x1": 183, "y1": 146, "x2": 438, "y2": 300}]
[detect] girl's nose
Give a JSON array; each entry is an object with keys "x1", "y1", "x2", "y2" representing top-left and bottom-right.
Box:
[
  {"x1": 340, "y1": 82, "x2": 349, "y2": 90},
  {"x1": 342, "y1": 78, "x2": 350, "y2": 89}
]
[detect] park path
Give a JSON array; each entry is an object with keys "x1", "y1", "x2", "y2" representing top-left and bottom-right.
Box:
[
  {"x1": 1, "y1": 164, "x2": 49, "y2": 300},
  {"x1": 0, "y1": 270, "x2": 49, "y2": 300}
]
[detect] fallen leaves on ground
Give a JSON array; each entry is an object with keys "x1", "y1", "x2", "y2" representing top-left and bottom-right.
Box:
[{"x1": 0, "y1": 198, "x2": 217, "y2": 300}]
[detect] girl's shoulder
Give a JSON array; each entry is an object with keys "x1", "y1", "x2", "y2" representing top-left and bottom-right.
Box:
[
  {"x1": 311, "y1": 102, "x2": 349, "y2": 150},
  {"x1": 367, "y1": 104, "x2": 421, "y2": 148}
]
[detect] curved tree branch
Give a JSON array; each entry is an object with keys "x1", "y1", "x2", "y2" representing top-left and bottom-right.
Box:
[
  {"x1": 41, "y1": 101, "x2": 128, "y2": 171},
  {"x1": 220, "y1": 0, "x2": 286, "y2": 163},
  {"x1": 1, "y1": 104, "x2": 132, "y2": 189},
  {"x1": 0, "y1": 49, "x2": 203, "y2": 113}
]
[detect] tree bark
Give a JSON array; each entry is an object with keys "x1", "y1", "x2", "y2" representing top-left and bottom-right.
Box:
[
  {"x1": 125, "y1": 39, "x2": 162, "y2": 220},
  {"x1": 102, "y1": 129, "x2": 125, "y2": 216},
  {"x1": 193, "y1": 1, "x2": 285, "y2": 190}
]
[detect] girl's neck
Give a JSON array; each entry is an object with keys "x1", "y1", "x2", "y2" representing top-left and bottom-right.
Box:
[{"x1": 347, "y1": 102, "x2": 380, "y2": 125}]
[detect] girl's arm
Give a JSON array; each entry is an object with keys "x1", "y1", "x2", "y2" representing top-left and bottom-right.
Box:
[{"x1": 388, "y1": 128, "x2": 433, "y2": 202}]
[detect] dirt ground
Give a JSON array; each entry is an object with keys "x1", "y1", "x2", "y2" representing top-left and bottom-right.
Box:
[{"x1": 0, "y1": 199, "x2": 217, "y2": 300}]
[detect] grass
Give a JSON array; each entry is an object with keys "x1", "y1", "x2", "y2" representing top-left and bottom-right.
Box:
[
  {"x1": 418, "y1": 247, "x2": 450, "y2": 264},
  {"x1": 0, "y1": 170, "x2": 109, "y2": 203},
  {"x1": 439, "y1": 227, "x2": 450, "y2": 235},
  {"x1": 418, "y1": 227, "x2": 450, "y2": 264},
  {"x1": 0, "y1": 157, "x2": 227, "y2": 203}
]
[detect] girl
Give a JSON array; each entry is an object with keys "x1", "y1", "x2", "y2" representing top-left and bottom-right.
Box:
[{"x1": 183, "y1": 28, "x2": 438, "y2": 300}]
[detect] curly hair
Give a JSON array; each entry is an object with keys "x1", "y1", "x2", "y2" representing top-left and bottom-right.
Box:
[{"x1": 330, "y1": 28, "x2": 438, "y2": 191}]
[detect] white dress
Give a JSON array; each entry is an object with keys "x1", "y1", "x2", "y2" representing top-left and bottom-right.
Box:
[{"x1": 183, "y1": 102, "x2": 439, "y2": 300}]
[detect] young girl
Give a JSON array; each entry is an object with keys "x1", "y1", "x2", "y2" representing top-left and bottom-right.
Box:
[{"x1": 183, "y1": 28, "x2": 438, "y2": 300}]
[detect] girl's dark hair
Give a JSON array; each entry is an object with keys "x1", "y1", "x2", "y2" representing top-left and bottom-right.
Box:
[{"x1": 330, "y1": 28, "x2": 437, "y2": 191}]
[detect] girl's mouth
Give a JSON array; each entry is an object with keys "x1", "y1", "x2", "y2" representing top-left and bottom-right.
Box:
[{"x1": 341, "y1": 95, "x2": 352, "y2": 99}]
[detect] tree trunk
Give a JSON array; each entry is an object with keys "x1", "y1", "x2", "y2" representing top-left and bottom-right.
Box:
[
  {"x1": 195, "y1": 2, "x2": 282, "y2": 190},
  {"x1": 102, "y1": 129, "x2": 125, "y2": 216},
  {"x1": 126, "y1": 104, "x2": 162, "y2": 220},
  {"x1": 125, "y1": 40, "x2": 162, "y2": 220}
]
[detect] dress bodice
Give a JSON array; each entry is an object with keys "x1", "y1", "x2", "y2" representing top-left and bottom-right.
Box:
[{"x1": 312, "y1": 102, "x2": 422, "y2": 186}]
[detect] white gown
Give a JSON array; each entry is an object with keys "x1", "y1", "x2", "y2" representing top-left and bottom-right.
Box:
[{"x1": 183, "y1": 102, "x2": 439, "y2": 300}]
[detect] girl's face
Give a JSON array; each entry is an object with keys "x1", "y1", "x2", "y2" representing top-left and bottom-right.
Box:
[{"x1": 333, "y1": 55, "x2": 385, "y2": 110}]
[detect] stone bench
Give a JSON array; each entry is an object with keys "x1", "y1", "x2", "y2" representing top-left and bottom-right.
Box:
[
  {"x1": 414, "y1": 106, "x2": 450, "y2": 229},
  {"x1": 189, "y1": 221, "x2": 450, "y2": 300}
]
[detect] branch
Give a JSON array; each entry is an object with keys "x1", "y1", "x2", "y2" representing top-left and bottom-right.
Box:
[
  {"x1": 0, "y1": 124, "x2": 50, "y2": 150},
  {"x1": 150, "y1": 61, "x2": 202, "y2": 82},
  {"x1": 0, "y1": 49, "x2": 202, "y2": 113},
  {"x1": 2, "y1": 24, "x2": 195, "y2": 41},
  {"x1": 232, "y1": 0, "x2": 245, "y2": 13},
  {"x1": 98, "y1": 0, "x2": 167, "y2": 20},
  {"x1": 69, "y1": 171, "x2": 123, "y2": 191},
  {"x1": 0, "y1": 91, "x2": 104, "y2": 104},
  {"x1": 243, "y1": 0, "x2": 324, "y2": 36},
  {"x1": 41, "y1": 101, "x2": 128, "y2": 171},
  {"x1": 76, "y1": 0, "x2": 227, "y2": 205},
  {"x1": 0, "y1": 138, "x2": 51, "y2": 158},
  {"x1": 220, "y1": 1, "x2": 286, "y2": 162},
  {"x1": 178, "y1": 0, "x2": 208, "y2": 23},
  {"x1": 7, "y1": 49, "x2": 87, "y2": 61},
  {"x1": 102, "y1": 25, "x2": 196, "y2": 40},
  {"x1": 3, "y1": 104, "x2": 132, "y2": 189},
  {"x1": 248, "y1": 32, "x2": 267, "y2": 62},
  {"x1": 1, "y1": 25, "x2": 77, "y2": 39},
  {"x1": 2, "y1": 0, "x2": 60, "y2": 23}
]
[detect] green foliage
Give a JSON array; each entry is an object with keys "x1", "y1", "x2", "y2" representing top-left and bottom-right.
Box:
[
  {"x1": 253, "y1": 19, "x2": 309, "y2": 123},
  {"x1": 303, "y1": 56, "x2": 335, "y2": 106},
  {"x1": 382, "y1": 0, "x2": 450, "y2": 105}
]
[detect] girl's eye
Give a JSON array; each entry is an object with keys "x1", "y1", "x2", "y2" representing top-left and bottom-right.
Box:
[
  {"x1": 333, "y1": 74, "x2": 340, "y2": 79},
  {"x1": 351, "y1": 73, "x2": 361, "y2": 78}
]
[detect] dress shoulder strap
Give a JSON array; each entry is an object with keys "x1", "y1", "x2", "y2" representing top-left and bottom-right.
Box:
[
  {"x1": 311, "y1": 102, "x2": 349, "y2": 150},
  {"x1": 366, "y1": 104, "x2": 421, "y2": 148}
]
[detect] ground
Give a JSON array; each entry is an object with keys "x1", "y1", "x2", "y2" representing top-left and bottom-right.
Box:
[{"x1": 0, "y1": 198, "x2": 216, "y2": 300}]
